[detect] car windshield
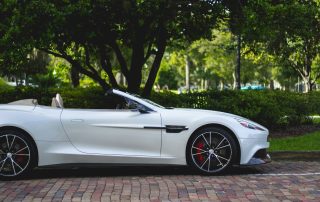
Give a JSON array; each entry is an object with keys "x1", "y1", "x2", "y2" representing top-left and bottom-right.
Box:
[{"x1": 129, "y1": 93, "x2": 165, "y2": 109}]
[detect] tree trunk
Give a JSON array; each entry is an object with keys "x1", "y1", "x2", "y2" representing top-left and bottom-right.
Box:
[
  {"x1": 220, "y1": 80, "x2": 224, "y2": 91},
  {"x1": 185, "y1": 55, "x2": 191, "y2": 92},
  {"x1": 204, "y1": 79, "x2": 208, "y2": 90},
  {"x1": 25, "y1": 73, "x2": 29, "y2": 86},
  {"x1": 304, "y1": 78, "x2": 313, "y2": 93},
  {"x1": 270, "y1": 79, "x2": 274, "y2": 90},
  {"x1": 142, "y1": 45, "x2": 166, "y2": 97},
  {"x1": 71, "y1": 61, "x2": 110, "y2": 91},
  {"x1": 142, "y1": 28, "x2": 167, "y2": 98},
  {"x1": 200, "y1": 79, "x2": 204, "y2": 90},
  {"x1": 235, "y1": 35, "x2": 241, "y2": 90},
  {"x1": 70, "y1": 66, "x2": 80, "y2": 88},
  {"x1": 303, "y1": 54, "x2": 312, "y2": 92},
  {"x1": 127, "y1": 42, "x2": 145, "y2": 94},
  {"x1": 232, "y1": 72, "x2": 236, "y2": 89}
]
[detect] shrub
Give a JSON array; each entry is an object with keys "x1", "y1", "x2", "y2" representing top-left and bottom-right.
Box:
[{"x1": 0, "y1": 87, "x2": 318, "y2": 130}]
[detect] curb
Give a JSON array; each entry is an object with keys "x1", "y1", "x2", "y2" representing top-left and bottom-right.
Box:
[{"x1": 270, "y1": 151, "x2": 320, "y2": 161}]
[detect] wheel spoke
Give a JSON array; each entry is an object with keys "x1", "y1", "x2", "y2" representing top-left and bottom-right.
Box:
[
  {"x1": 200, "y1": 157, "x2": 209, "y2": 168},
  {"x1": 12, "y1": 159, "x2": 23, "y2": 171},
  {"x1": 0, "y1": 158, "x2": 7, "y2": 172},
  {"x1": 0, "y1": 157, "x2": 7, "y2": 164},
  {"x1": 9, "y1": 136, "x2": 16, "y2": 151},
  {"x1": 213, "y1": 154, "x2": 224, "y2": 167},
  {"x1": 6, "y1": 135, "x2": 10, "y2": 150},
  {"x1": 191, "y1": 131, "x2": 233, "y2": 173},
  {"x1": 216, "y1": 154, "x2": 229, "y2": 161},
  {"x1": 201, "y1": 134, "x2": 210, "y2": 147},
  {"x1": 192, "y1": 151, "x2": 208, "y2": 156},
  {"x1": 215, "y1": 144, "x2": 230, "y2": 150},
  {"x1": 14, "y1": 146, "x2": 28, "y2": 155},
  {"x1": 10, "y1": 158, "x2": 16, "y2": 176},
  {"x1": 215, "y1": 137, "x2": 226, "y2": 149},
  {"x1": 0, "y1": 134, "x2": 31, "y2": 177},
  {"x1": 192, "y1": 146, "x2": 207, "y2": 152}
]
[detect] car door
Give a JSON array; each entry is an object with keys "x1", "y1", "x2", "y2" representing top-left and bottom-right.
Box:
[{"x1": 60, "y1": 95, "x2": 162, "y2": 157}]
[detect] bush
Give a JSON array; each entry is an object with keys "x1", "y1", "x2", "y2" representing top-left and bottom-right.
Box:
[
  {"x1": 151, "y1": 90, "x2": 314, "y2": 130},
  {"x1": 0, "y1": 78, "x2": 13, "y2": 91},
  {"x1": 0, "y1": 87, "x2": 318, "y2": 130}
]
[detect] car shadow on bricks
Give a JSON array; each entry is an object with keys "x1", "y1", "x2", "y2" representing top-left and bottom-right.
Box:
[{"x1": 19, "y1": 164, "x2": 265, "y2": 180}]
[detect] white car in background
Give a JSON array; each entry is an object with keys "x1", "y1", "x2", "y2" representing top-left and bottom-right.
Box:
[{"x1": 0, "y1": 89, "x2": 270, "y2": 179}]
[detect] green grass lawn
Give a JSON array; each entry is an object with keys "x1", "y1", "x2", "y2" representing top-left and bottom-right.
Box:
[{"x1": 269, "y1": 131, "x2": 320, "y2": 151}]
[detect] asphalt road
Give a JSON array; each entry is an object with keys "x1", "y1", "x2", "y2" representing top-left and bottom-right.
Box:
[{"x1": 0, "y1": 161, "x2": 319, "y2": 201}]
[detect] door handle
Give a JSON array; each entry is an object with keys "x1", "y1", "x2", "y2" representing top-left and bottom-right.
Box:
[{"x1": 71, "y1": 119, "x2": 84, "y2": 123}]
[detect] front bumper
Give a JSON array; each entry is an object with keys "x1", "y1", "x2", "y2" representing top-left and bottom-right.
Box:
[{"x1": 243, "y1": 149, "x2": 271, "y2": 165}]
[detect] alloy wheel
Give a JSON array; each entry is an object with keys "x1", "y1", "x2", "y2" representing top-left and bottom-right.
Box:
[
  {"x1": 0, "y1": 134, "x2": 31, "y2": 177},
  {"x1": 191, "y1": 131, "x2": 233, "y2": 173}
]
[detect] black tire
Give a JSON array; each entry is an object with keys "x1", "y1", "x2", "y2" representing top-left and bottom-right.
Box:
[
  {"x1": 187, "y1": 127, "x2": 238, "y2": 174},
  {"x1": 0, "y1": 129, "x2": 37, "y2": 180}
]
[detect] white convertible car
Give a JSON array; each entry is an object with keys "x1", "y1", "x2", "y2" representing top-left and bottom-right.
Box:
[{"x1": 0, "y1": 89, "x2": 270, "y2": 179}]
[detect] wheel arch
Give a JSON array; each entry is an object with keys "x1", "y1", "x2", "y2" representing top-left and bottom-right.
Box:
[
  {"x1": 186, "y1": 123, "x2": 241, "y2": 165},
  {"x1": 0, "y1": 125, "x2": 39, "y2": 166}
]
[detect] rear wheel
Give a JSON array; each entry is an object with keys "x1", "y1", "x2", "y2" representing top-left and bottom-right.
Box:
[
  {"x1": 187, "y1": 127, "x2": 237, "y2": 174},
  {"x1": 0, "y1": 130, "x2": 36, "y2": 179}
]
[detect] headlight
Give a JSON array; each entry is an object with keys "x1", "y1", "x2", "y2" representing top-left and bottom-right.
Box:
[{"x1": 235, "y1": 118, "x2": 265, "y2": 131}]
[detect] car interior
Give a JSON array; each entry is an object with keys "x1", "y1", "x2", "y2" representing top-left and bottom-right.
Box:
[{"x1": 8, "y1": 93, "x2": 139, "y2": 110}]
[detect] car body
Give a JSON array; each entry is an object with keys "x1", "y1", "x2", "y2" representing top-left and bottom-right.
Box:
[{"x1": 0, "y1": 89, "x2": 270, "y2": 178}]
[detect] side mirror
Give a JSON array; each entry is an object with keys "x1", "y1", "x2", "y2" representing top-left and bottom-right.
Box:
[
  {"x1": 136, "y1": 104, "x2": 149, "y2": 114},
  {"x1": 126, "y1": 100, "x2": 149, "y2": 113}
]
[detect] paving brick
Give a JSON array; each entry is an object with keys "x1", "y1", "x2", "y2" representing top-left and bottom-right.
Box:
[{"x1": 0, "y1": 161, "x2": 319, "y2": 201}]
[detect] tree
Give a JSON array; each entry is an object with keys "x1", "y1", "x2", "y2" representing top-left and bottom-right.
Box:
[
  {"x1": 190, "y1": 27, "x2": 237, "y2": 90},
  {"x1": 224, "y1": 0, "x2": 246, "y2": 90},
  {"x1": 242, "y1": 0, "x2": 320, "y2": 92},
  {"x1": 0, "y1": 0, "x2": 224, "y2": 96}
]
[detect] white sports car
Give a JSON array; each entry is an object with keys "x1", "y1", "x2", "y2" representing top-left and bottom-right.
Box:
[{"x1": 0, "y1": 89, "x2": 270, "y2": 179}]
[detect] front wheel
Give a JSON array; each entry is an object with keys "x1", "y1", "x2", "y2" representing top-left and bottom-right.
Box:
[
  {"x1": 0, "y1": 130, "x2": 36, "y2": 179},
  {"x1": 187, "y1": 127, "x2": 237, "y2": 174}
]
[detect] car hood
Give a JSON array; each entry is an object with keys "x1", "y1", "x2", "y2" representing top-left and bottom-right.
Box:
[
  {"x1": 170, "y1": 108, "x2": 241, "y2": 118},
  {"x1": 162, "y1": 108, "x2": 267, "y2": 130}
]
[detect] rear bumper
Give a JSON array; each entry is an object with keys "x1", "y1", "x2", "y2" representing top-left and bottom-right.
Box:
[{"x1": 243, "y1": 149, "x2": 271, "y2": 165}]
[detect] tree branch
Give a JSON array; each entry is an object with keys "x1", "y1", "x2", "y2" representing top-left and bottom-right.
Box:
[
  {"x1": 313, "y1": 71, "x2": 320, "y2": 82},
  {"x1": 99, "y1": 47, "x2": 119, "y2": 88},
  {"x1": 288, "y1": 60, "x2": 305, "y2": 77},
  {"x1": 42, "y1": 47, "x2": 111, "y2": 90},
  {"x1": 143, "y1": 41, "x2": 153, "y2": 63},
  {"x1": 39, "y1": 48, "x2": 64, "y2": 58},
  {"x1": 142, "y1": 27, "x2": 167, "y2": 97},
  {"x1": 109, "y1": 41, "x2": 129, "y2": 78},
  {"x1": 84, "y1": 45, "x2": 100, "y2": 76}
]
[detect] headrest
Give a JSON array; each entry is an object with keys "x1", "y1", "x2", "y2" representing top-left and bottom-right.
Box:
[{"x1": 56, "y1": 93, "x2": 64, "y2": 108}]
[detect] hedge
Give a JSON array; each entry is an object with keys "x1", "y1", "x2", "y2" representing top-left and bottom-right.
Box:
[{"x1": 0, "y1": 86, "x2": 319, "y2": 130}]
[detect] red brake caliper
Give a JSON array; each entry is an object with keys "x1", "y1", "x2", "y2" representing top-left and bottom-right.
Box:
[{"x1": 196, "y1": 141, "x2": 205, "y2": 163}]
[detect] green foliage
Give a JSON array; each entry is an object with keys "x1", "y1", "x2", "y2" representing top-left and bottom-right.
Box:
[
  {"x1": 0, "y1": 87, "x2": 318, "y2": 130},
  {"x1": 242, "y1": 0, "x2": 320, "y2": 91},
  {"x1": 31, "y1": 70, "x2": 60, "y2": 89},
  {"x1": 151, "y1": 90, "x2": 315, "y2": 130},
  {"x1": 0, "y1": 0, "x2": 225, "y2": 96},
  {"x1": 269, "y1": 131, "x2": 320, "y2": 151},
  {"x1": 157, "y1": 67, "x2": 179, "y2": 90},
  {"x1": 0, "y1": 78, "x2": 12, "y2": 90}
]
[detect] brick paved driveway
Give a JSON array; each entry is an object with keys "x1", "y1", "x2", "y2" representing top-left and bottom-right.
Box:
[{"x1": 0, "y1": 161, "x2": 319, "y2": 202}]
